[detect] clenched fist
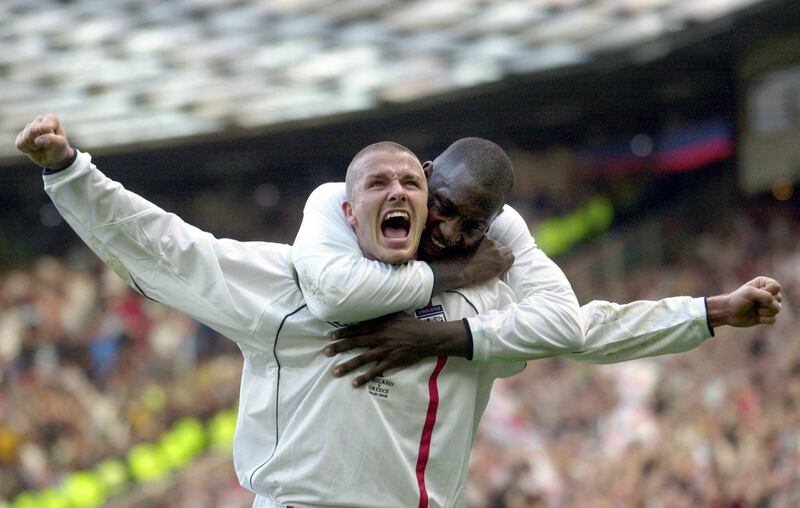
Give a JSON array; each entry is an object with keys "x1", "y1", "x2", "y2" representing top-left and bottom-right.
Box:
[
  {"x1": 707, "y1": 276, "x2": 783, "y2": 328},
  {"x1": 15, "y1": 114, "x2": 75, "y2": 170}
]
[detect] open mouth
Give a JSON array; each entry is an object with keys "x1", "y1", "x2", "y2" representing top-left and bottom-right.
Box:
[
  {"x1": 430, "y1": 236, "x2": 446, "y2": 249},
  {"x1": 381, "y1": 210, "x2": 411, "y2": 240}
]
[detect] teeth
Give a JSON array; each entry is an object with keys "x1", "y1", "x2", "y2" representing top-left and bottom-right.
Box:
[
  {"x1": 431, "y1": 237, "x2": 446, "y2": 249},
  {"x1": 385, "y1": 211, "x2": 409, "y2": 220}
]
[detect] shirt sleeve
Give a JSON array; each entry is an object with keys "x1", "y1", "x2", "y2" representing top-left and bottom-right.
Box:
[
  {"x1": 568, "y1": 296, "x2": 713, "y2": 363},
  {"x1": 43, "y1": 151, "x2": 295, "y2": 353},
  {"x1": 466, "y1": 205, "x2": 585, "y2": 361},
  {"x1": 465, "y1": 206, "x2": 712, "y2": 362},
  {"x1": 291, "y1": 182, "x2": 434, "y2": 323}
]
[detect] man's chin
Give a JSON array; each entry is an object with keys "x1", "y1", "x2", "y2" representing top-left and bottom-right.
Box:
[
  {"x1": 419, "y1": 239, "x2": 476, "y2": 262},
  {"x1": 378, "y1": 246, "x2": 416, "y2": 264},
  {"x1": 419, "y1": 246, "x2": 442, "y2": 261}
]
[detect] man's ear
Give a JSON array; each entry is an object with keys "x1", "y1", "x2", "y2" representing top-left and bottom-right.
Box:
[
  {"x1": 342, "y1": 201, "x2": 357, "y2": 227},
  {"x1": 422, "y1": 161, "x2": 433, "y2": 179}
]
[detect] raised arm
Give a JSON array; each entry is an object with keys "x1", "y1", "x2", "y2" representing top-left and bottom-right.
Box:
[
  {"x1": 17, "y1": 115, "x2": 294, "y2": 353},
  {"x1": 291, "y1": 183, "x2": 512, "y2": 323}
]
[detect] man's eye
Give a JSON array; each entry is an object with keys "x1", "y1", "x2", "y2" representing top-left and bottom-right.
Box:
[
  {"x1": 404, "y1": 180, "x2": 420, "y2": 189},
  {"x1": 465, "y1": 224, "x2": 484, "y2": 236},
  {"x1": 434, "y1": 199, "x2": 455, "y2": 216}
]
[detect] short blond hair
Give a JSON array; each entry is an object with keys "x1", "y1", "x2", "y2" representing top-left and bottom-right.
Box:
[{"x1": 345, "y1": 142, "x2": 419, "y2": 201}]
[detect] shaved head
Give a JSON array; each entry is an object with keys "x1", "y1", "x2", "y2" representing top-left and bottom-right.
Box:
[
  {"x1": 345, "y1": 142, "x2": 419, "y2": 201},
  {"x1": 432, "y1": 137, "x2": 514, "y2": 199},
  {"x1": 419, "y1": 138, "x2": 515, "y2": 259},
  {"x1": 342, "y1": 141, "x2": 427, "y2": 264}
]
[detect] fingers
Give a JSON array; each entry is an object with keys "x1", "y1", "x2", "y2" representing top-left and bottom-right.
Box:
[
  {"x1": 352, "y1": 360, "x2": 393, "y2": 387},
  {"x1": 329, "y1": 324, "x2": 367, "y2": 340},
  {"x1": 746, "y1": 287, "x2": 779, "y2": 310},
  {"x1": 32, "y1": 114, "x2": 60, "y2": 138},
  {"x1": 331, "y1": 349, "x2": 382, "y2": 378},
  {"x1": 744, "y1": 287, "x2": 781, "y2": 324},
  {"x1": 14, "y1": 130, "x2": 27, "y2": 154},
  {"x1": 758, "y1": 316, "x2": 777, "y2": 325},
  {"x1": 329, "y1": 314, "x2": 393, "y2": 340},
  {"x1": 15, "y1": 114, "x2": 63, "y2": 155},
  {"x1": 758, "y1": 304, "x2": 780, "y2": 317},
  {"x1": 481, "y1": 237, "x2": 500, "y2": 248},
  {"x1": 16, "y1": 116, "x2": 44, "y2": 153},
  {"x1": 33, "y1": 133, "x2": 63, "y2": 150},
  {"x1": 749, "y1": 276, "x2": 782, "y2": 294},
  {"x1": 325, "y1": 337, "x2": 372, "y2": 356},
  {"x1": 764, "y1": 281, "x2": 782, "y2": 301},
  {"x1": 500, "y1": 246, "x2": 514, "y2": 270}
]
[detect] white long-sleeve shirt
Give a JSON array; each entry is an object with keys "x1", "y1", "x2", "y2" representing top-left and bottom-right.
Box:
[
  {"x1": 43, "y1": 152, "x2": 525, "y2": 507},
  {"x1": 291, "y1": 183, "x2": 714, "y2": 363}
]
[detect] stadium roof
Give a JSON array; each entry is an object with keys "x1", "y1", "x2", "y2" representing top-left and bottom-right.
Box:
[{"x1": 0, "y1": 0, "x2": 782, "y2": 162}]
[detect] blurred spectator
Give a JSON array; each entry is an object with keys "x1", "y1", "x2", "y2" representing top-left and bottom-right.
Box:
[
  {"x1": 469, "y1": 202, "x2": 800, "y2": 507},
  {"x1": 0, "y1": 251, "x2": 242, "y2": 503}
]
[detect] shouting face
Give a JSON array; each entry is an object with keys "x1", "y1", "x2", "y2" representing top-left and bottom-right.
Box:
[{"x1": 344, "y1": 147, "x2": 428, "y2": 264}]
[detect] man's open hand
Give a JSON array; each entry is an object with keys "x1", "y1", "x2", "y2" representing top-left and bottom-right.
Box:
[
  {"x1": 707, "y1": 276, "x2": 782, "y2": 328},
  {"x1": 15, "y1": 114, "x2": 75, "y2": 170},
  {"x1": 326, "y1": 313, "x2": 470, "y2": 387}
]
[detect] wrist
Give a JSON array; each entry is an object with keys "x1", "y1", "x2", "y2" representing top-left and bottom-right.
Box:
[
  {"x1": 47, "y1": 147, "x2": 77, "y2": 171},
  {"x1": 430, "y1": 321, "x2": 472, "y2": 358},
  {"x1": 430, "y1": 261, "x2": 468, "y2": 294},
  {"x1": 705, "y1": 294, "x2": 730, "y2": 328}
]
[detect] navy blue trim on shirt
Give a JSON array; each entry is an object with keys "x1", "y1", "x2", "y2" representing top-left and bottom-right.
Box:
[
  {"x1": 704, "y1": 297, "x2": 715, "y2": 337},
  {"x1": 130, "y1": 275, "x2": 158, "y2": 303},
  {"x1": 446, "y1": 290, "x2": 478, "y2": 360},
  {"x1": 247, "y1": 303, "x2": 307, "y2": 491},
  {"x1": 42, "y1": 149, "x2": 79, "y2": 175},
  {"x1": 461, "y1": 319, "x2": 474, "y2": 361}
]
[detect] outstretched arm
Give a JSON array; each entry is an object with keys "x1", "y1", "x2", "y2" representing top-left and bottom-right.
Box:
[
  {"x1": 291, "y1": 183, "x2": 512, "y2": 323},
  {"x1": 16, "y1": 115, "x2": 295, "y2": 353},
  {"x1": 573, "y1": 276, "x2": 781, "y2": 363}
]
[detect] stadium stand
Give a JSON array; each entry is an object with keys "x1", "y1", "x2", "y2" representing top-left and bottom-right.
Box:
[{"x1": 0, "y1": 0, "x2": 786, "y2": 160}]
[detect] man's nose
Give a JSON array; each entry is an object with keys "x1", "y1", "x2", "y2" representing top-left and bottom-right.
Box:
[
  {"x1": 438, "y1": 218, "x2": 463, "y2": 246},
  {"x1": 387, "y1": 180, "x2": 407, "y2": 201}
]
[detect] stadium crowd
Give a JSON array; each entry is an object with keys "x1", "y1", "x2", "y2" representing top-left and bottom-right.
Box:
[
  {"x1": 468, "y1": 203, "x2": 800, "y2": 507},
  {"x1": 0, "y1": 191, "x2": 797, "y2": 506},
  {"x1": 0, "y1": 251, "x2": 247, "y2": 505}
]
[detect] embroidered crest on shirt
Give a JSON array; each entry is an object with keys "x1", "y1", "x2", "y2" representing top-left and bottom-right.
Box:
[{"x1": 414, "y1": 303, "x2": 446, "y2": 322}]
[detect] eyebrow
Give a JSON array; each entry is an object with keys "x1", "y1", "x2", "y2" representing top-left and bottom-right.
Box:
[
  {"x1": 434, "y1": 194, "x2": 459, "y2": 214},
  {"x1": 363, "y1": 170, "x2": 391, "y2": 182},
  {"x1": 365, "y1": 167, "x2": 423, "y2": 182},
  {"x1": 434, "y1": 192, "x2": 491, "y2": 226}
]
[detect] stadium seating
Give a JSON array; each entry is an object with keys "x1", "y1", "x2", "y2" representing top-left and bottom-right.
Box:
[{"x1": 0, "y1": 0, "x2": 771, "y2": 159}]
